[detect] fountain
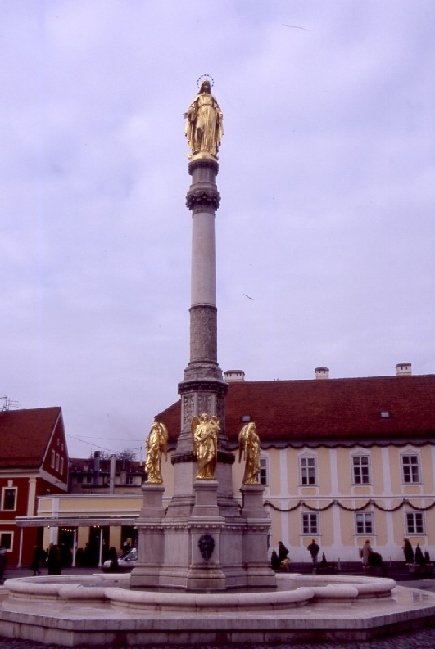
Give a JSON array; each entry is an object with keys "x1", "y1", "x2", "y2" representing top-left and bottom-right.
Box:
[{"x1": 1, "y1": 79, "x2": 435, "y2": 646}]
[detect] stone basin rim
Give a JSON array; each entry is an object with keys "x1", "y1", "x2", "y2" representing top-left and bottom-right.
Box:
[{"x1": 3, "y1": 573, "x2": 397, "y2": 611}]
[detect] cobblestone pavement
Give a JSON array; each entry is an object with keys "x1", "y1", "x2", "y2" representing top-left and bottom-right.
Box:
[
  {"x1": 1, "y1": 631, "x2": 435, "y2": 649},
  {"x1": 2, "y1": 628, "x2": 435, "y2": 649}
]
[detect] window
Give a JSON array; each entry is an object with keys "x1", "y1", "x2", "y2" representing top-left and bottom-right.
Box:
[
  {"x1": 352, "y1": 456, "x2": 371, "y2": 485},
  {"x1": 55, "y1": 453, "x2": 60, "y2": 472},
  {"x1": 260, "y1": 457, "x2": 269, "y2": 486},
  {"x1": 355, "y1": 512, "x2": 374, "y2": 535},
  {"x1": 51, "y1": 449, "x2": 56, "y2": 469},
  {"x1": 0, "y1": 533, "x2": 12, "y2": 549},
  {"x1": 301, "y1": 512, "x2": 318, "y2": 535},
  {"x1": 402, "y1": 455, "x2": 421, "y2": 484},
  {"x1": 406, "y1": 512, "x2": 425, "y2": 535},
  {"x1": 2, "y1": 487, "x2": 17, "y2": 511},
  {"x1": 300, "y1": 456, "x2": 317, "y2": 486}
]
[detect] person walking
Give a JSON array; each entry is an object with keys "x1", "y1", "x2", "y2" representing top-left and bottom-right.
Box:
[
  {"x1": 415, "y1": 543, "x2": 425, "y2": 566},
  {"x1": 30, "y1": 545, "x2": 45, "y2": 576},
  {"x1": 0, "y1": 546, "x2": 7, "y2": 582},
  {"x1": 278, "y1": 541, "x2": 290, "y2": 571},
  {"x1": 270, "y1": 550, "x2": 281, "y2": 571},
  {"x1": 361, "y1": 539, "x2": 373, "y2": 570},
  {"x1": 47, "y1": 543, "x2": 62, "y2": 575},
  {"x1": 403, "y1": 538, "x2": 414, "y2": 564},
  {"x1": 307, "y1": 539, "x2": 320, "y2": 567}
]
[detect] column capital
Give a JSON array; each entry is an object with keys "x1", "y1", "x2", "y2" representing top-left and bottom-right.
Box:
[{"x1": 186, "y1": 187, "x2": 220, "y2": 211}]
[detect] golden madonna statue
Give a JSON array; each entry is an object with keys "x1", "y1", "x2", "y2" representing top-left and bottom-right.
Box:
[
  {"x1": 238, "y1": 421, "x2": 261, "y2": 485},
  {"x1": 184, "y1": 78, "x2": 223, "y2": 159},
  {"x1": 144, "y1": 420, "x2": 168, "y2": 484},
  {"x1": 191, "y1": 413, "x2": 220, "y2": 479}
]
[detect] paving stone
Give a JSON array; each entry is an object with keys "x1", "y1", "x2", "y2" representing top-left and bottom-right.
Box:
[{"x1": 2, "y1": 629, "x2": 435, "y2": 649}]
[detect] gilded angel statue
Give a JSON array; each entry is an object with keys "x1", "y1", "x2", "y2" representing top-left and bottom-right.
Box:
[
  {"x1": 145, "y1": 420, "x2": 168, "y2": 484},
  {"x1": 184, "y1": 78, "x2": 223, "y2": 159},
  {"x1": 238, "y1": 421, "x2": 261, "y2": 485},
  {"x1": 191, "y1": 413, "x2": 220, "y2": 479}
]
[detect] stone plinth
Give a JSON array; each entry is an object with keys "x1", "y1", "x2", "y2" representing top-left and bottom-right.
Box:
[
  {"x1": 130, "y1": 483, "x2": 165, "y2": 590},
  {"x1": 192, "y1": 479, "x2": 219, "y2": 517},
  {"x1": 138, "y1": 482, "x2": 165, "y2": 518},
  {"x1": 240, "y1": 484, "x2": 277, "y2": 589},
  {"x1": 240, "y1": 483, "x2": 269, "y2": 519},
  {"x1": 185, "y1": 480, "x2": 225, "y2": 590}
]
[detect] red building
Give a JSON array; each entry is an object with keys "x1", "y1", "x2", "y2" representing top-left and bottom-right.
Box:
[{"x1": 0, "y1": 407, "x2": 68, "y2": 567}]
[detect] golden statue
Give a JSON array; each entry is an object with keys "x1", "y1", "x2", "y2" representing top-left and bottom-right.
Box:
[
  {"x1": 191, "y1": 413, "x2": 220, "y2": 479},
  {"x1": 145, "y1": 421, "x2": 168, "y2": 484},
  {"x1": 238, "y1": 422, "x2": 261, "y2": 485},
  {"x1": 184, "y1": 78, "x2": 223, "y2": 159}
]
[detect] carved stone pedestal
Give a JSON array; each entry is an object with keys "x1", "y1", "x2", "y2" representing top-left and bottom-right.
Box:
[
  {"x1": 185, "y1": 480, "x2": 226, "y2": 590},
  {"x1": 240, "y1": 484, "x2": 277, "y2": 589},
  {"x1": 130, "y1": 483, "x2": 165, "y2": 590}
]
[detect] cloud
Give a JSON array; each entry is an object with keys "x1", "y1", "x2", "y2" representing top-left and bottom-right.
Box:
[{"x1": 1, "y1": 1, "x2": 434, "y2": 456}]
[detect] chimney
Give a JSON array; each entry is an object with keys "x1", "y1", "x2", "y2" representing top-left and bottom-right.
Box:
[
  {"x1": 109, "y1": 454, "x2": 116, "y2": 494},
  {"x1": 396, "y1": 362, "x2": 412, "y2": 377},
  {"x1": 93, "y1": 451, "x2": 100, "y2": 485},
  {"x1": 224, "y1": 370, "x2": 245, "y2": 382},
  {"x1": 315, "y1": 367, "x2": 329, "y2": 380}
]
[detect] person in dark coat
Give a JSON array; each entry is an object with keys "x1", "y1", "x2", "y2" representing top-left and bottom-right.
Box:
[
  {"x1": 107, "y1": 546, "x2": 120, "y2": 572},
  {"x1": 415, "y1": 543, "x2": 425, "y2": 566},
  {"x1": 278, "y1": 541, "x2": 290, "y2": 571},
  {"x1": 47, "y1": 544, "x2": 62, "y2": 575},
  {"x1": 403, "y1": 538, "x2": 414, "y2": 564},
  {"x1": 278, "y1": 541, "x2": 288, "y2": 562},
  {"x1": 30, "y1": 545, "x2": 46, "y2": 576},
  {"x1": 0, "y1": 547, "x2": 7, "y2": 582},
  {"x1": 270, "y1": 550, "x2": 281, "y2": 571},
  {"x1": 307, "y1": 539, "x2": 320, "y2": 566}
]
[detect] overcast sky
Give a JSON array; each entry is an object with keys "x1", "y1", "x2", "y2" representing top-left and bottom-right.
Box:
[{"x1": 1, "y1": 1, "x2": 434, "y2": 459}]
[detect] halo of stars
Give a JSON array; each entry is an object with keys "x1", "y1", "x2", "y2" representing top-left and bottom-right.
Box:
[{"x1": 197, "y1": 74, "x2": 214, "y2": 88}]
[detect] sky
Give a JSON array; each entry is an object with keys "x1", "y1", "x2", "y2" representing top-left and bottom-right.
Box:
[{"x1": 1, "y1": 0, "x2": 434, "y2": 460}]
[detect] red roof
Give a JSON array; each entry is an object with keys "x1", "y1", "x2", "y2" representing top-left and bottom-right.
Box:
[
  {"x1": 157, "y1": 375, "x2": 435, "y2": 447},
  {"x1": 0, "y1": 407, "x2": 63, "y2": 468}
]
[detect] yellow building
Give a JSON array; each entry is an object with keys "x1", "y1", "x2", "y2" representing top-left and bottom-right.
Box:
[{"x1": 159, "y1": 364, "x2": 435, "y2": 564}]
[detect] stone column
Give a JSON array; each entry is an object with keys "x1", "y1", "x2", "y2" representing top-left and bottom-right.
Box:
[{"x1": 169, "y1": 157, "x2": 235, "y2": 518}]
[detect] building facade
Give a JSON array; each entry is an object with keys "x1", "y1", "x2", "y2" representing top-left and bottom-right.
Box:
[
  {"x1": 158, "y1": 364, "x2": 435, "y2": 563},
  {"x1": 0, "y1": 407, "x2": 68, "y2": 567}
]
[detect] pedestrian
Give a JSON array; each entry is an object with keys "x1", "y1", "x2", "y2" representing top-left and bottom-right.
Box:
[
  {"x1": 47, "y1": 543, "x2": 62, "y2": 575},
  {"x1": 361, "y1": 539, "x2": 373, "y2": 569},
  {"x1": 368, "y1": 549, "x2": 388, "y2": 576},
  {"x1": 415, "y1": 543, "x2": 425, "y2": 566},
  {"x1": 403, "y1": 538, "x2": 414, "y2": 564},
  {"x1": 278, "y1": 541, "x2": 290, "y2": 571},
  {"x1": 0, "y1": 546, "x2": 7, "y2": 582},
  {"x1": 30, "y1": 545, "x2": 45, "y2": 576},
  {"x1": 107, "y1": 546, "x2": 120, "y2": 572},
  {"x1": 307, "y1": 539, "x2": 320, "y2": 566},
  {"x1": 270, "y1": 550, "x2": 281, "y2": 571}
]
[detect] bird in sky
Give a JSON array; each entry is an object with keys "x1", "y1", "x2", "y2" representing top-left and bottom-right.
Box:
[
  {"x1": 282, "y1": 24, "x2": 309, "y2": 31},
  {"x1": 243, "y1": 294, "x2": 254, "y2": 300}
]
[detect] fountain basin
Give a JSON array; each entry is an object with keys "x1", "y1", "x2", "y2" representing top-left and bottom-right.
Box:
[{"x1": 1, "y1": 573, "x2": 435, "y2": 646}]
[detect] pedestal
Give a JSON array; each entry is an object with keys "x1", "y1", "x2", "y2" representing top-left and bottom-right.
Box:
[
  {"x1": 240, "y1": 484, "x2": 276, "y2": 589},
  {"x1": 185, "y1": 480, "x2": 226, "y2": 590},
  {"x1": 130, "y1": 483, "x2": 165, "y2": 589}
]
